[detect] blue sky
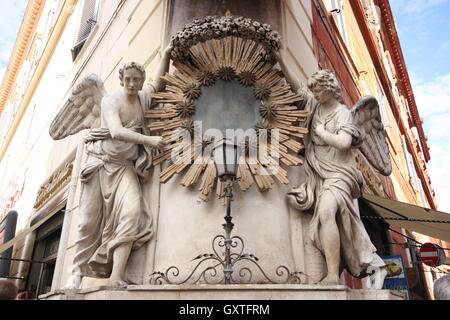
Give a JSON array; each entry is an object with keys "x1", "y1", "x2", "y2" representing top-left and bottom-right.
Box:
[
  {"x1": 0, "y1": 1, "x2": 27, "y2": 82},
  {"x1": 391, "y1": 0, "x2": 450, "y2": 211},
  {"x1": 0, "y1": 0, "x2": 449, "y2": 211}
]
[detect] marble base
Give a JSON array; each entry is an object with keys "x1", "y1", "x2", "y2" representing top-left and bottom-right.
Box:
[{"x1": 39, "y1": 284, "x2": 404, "y2": 300}]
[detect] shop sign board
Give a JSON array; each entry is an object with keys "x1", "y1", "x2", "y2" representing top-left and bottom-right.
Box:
[{"x1": 382, "y1": 255, "x2": 410, "y2": 300}]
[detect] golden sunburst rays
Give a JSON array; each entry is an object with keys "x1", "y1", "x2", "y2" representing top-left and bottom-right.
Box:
[{"x1": 146, "y1": 35, "x2": 308, "y2": 201}]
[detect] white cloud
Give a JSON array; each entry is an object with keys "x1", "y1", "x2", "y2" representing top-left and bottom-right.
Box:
[
  {"x1": 412, "y1": 74, "x2": 450, "y2": 119},
  {"x1": 391, "y1": 0, "x2": 450, "y2": 40},
  {"x1": 398, "y1": 0, "x2": 448, "y2": 13},
  {"x1": 412, "y1": 73, "x2": 450, "y2": 212},
  {"x1": 427, "y1": 142, "x2": 450, "y2": 212},
  {"x1": 426, "y1": 113, "x2": 450, "y2": 143}
]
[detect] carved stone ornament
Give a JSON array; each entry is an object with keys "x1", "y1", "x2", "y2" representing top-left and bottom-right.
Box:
[
  {"x1": 284, "y1": 69, "x2": 392, "y2": 286},
  {"x1": 353, "y1": 150, "x2": 384, "y2": 197},
  {"x1": 170, "y1": 16, "x2": 282, "y2": 62},
  {"x1": 48, "y1": 56, "x2": 171, "y2": 288},
  {"x1": 34, "y1": 162, "x2": 73, "y2": 210},
  {"x1": 147, "y1": 16, "x2": 308, "y2": 201}
]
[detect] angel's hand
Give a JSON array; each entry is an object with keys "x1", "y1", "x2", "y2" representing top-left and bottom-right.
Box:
[
  {"x1": 274, "y1": 49, "x2": 282, "y2": 62},
  {"x1": 298, "y1": 83, "x2": 309, "y2": 99},
  {"x1": 147, "y1": 136, "x2": 166, "y2": 149},
  {"x1": 275, "y1": 43, "x2": 287, "y2": 61},
  {"x1": 315, "y1": 121, "x2": 326, "y2": 137},
  {"x1": 164, "y1": 42, "x2": 174, "y2": 55},
  {"x1": 84, "y1": 128, "x2": 111, "y2": 142}
]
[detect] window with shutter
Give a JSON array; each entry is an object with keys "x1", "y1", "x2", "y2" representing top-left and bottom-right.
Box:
[
  {"x1": 401, "y1": 135, "x2": 420, "y2": 192},
  {"x1": 328, "y1": 0, "x2": 349, "y2": 45},
  {"x1": 376, "y1": 86, "x2": 389, "y2": 127},
  {"x1": 71, "y1": 0, "x2": 99, "y2": 61}
]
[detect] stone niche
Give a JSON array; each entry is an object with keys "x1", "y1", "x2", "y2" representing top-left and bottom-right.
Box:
[{"x1": 146, "y1": 0, "x2": 326, "y2": 286}]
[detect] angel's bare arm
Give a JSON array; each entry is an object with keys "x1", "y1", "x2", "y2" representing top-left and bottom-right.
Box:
[
  {"x1": 102, "y1": 97, "x2": 163, "y2": 147},
  {"x1": 151, "y1": 44, "x2": 173, "y2": 92},
  {"x1": 315, "y1": 124, "x2": 352, "y2": 151}
]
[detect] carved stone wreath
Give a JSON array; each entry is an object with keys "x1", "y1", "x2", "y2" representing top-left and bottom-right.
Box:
[{"x1": 146, "y1": 17, "x2": 308, "y2": 201}]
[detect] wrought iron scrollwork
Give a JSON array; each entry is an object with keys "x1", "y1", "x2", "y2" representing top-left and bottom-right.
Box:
[
  {"x1": 149, "y1": 243, "x2": 307, "y2": 285},
  {"x1": 149, "y1": 178, "x2": 308, "y2": 285}
]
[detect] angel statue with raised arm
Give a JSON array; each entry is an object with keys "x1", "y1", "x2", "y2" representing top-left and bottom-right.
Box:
[
  {"x1": 49, "y1": 45, "x2": 173, "y2": 289},
  {"x1": 276, "y1": 50, "x2": 392, "y2": 287}
]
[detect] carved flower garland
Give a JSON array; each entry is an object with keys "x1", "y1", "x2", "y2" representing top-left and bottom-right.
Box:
[
  {"x1": 146, "y1": 18, "x2": 308, "y2": 201},
  {"x1": 171, "y1": 16, "x2": 282, "y2": 62}
]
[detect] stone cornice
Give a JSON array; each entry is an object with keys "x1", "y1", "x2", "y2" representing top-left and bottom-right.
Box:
[
  {"x1": 0, "y1": 0, "x2": 78, "y2": 161},
  {"x1": 349, "y1": 0, "x2": 436, "y2": 209},
  {"x1": 377, "y1": 0, "x2": 430, "y2": 162},
  {"x1": 0, "y1": 0, "x2": 44, "y2": 113}
]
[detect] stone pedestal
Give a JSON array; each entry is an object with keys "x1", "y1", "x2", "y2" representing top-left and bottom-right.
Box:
[{"x1": 40, "y1": 284, "x2": 404, "y2": 300}]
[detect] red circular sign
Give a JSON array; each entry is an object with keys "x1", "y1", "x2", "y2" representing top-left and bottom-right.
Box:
[{"x1": 419, "y1": 243, "x2": 444, "y2": 267}]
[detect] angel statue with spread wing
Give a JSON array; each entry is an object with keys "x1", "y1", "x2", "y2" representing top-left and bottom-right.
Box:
[
  {"x1": 276, "y1": 51, "x2": 392, "y2": 287},
  {"x1": 49, "y1": 45, "x2": 173, "y2": 289}
]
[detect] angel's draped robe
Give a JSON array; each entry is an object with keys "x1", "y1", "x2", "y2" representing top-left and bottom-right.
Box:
[
  {"x1": 72, "y1": 93, "x2": 153, "y2": 279},
  {"x1": 298, "y1": 98, "x2": 383, "y2": 278}
]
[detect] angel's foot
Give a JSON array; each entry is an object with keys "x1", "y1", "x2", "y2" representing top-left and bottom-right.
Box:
[
  {"x1": 63, "y1": 275, "x2": 82, "y2": 290},
  {"x1": 108, "y1": 278, "x2": 128, "y2": 288},
  {"x1": 317, "y1": 275, "x2": 340, "y2": 286}
]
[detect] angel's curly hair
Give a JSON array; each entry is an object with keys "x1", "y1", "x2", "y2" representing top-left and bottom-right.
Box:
[
  {"x1": 307, "y1": 69, "x2": 341, "y2": 100},
  {"x1": 119, "y1": 61, "x2": 146, "y2": 86}
]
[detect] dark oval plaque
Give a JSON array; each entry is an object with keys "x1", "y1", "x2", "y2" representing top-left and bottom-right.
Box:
[{"x1": 191, "y1": 79, "x2": 261, "y2": 134}]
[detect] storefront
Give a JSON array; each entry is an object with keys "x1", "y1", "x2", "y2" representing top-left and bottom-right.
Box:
[
  {"x1": 24, "y1": 207, "x2": 65, "y2": 296},
  {"x1": 361, "y1": 193, "x2": 450, "y2": 299}
]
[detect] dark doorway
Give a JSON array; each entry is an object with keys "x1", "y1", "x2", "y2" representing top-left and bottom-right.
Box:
[
  {"x1": 26, "y1": 207, "x2": 65, "y2": 296},
  {"x1": 359, "y1": 198, "x2": 391, "y2": 257}
]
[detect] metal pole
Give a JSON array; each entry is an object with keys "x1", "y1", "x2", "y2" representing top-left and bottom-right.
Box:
[
  {"x1": 0, "y1": 256, "x2": 48, "y2": 264},
  {"x1": 222, "y1": 178, "x2": 234, "y2": 284}
]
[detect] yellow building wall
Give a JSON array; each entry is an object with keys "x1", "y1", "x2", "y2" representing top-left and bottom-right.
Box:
[{"x1": 338, "y1": 0, "x2": 442, "y2": 298}]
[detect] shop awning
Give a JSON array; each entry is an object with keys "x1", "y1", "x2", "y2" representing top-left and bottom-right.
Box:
[{"x1": 361, "y1": 194, "x2": 450, "y2": 243}]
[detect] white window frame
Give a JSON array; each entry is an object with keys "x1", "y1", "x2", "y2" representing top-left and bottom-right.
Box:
[
  {"x1": 401, "y1": 135, "x2": 420, "y2": 192},
  {"x1": 329, "y1": 0, "x2": 349, "y2": 45},
  {"x1": 71, "y1": 0, "x2": 99, "y2": 61},
  {"x1": 376, "y1": 86, "x2": 389, "y2": 127}
]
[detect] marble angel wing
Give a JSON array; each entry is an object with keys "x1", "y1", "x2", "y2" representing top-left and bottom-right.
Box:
[
  {"x1": 49, "y1": 74, "x2": 106, "y2": 140},
  {"x1": 351, "y1": 95, "x2": 392, "y2": 176}
]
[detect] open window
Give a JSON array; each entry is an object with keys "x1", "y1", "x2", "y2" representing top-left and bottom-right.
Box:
[{"x1": 71, "y1": 0, "x2": 99, "y2": 61}]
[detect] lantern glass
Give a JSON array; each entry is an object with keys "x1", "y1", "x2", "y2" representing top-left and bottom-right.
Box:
[{"x1": 214, "y1": 139, "x2": 238, "y2": 178}]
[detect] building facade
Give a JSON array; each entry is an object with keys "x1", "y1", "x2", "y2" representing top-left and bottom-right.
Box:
[
  {"x1": 309, "y1": 0, "x2": 449, "y2": 299},
  {"x1": 0, "y1": 0, "x2": 447, "y2": 299}
]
